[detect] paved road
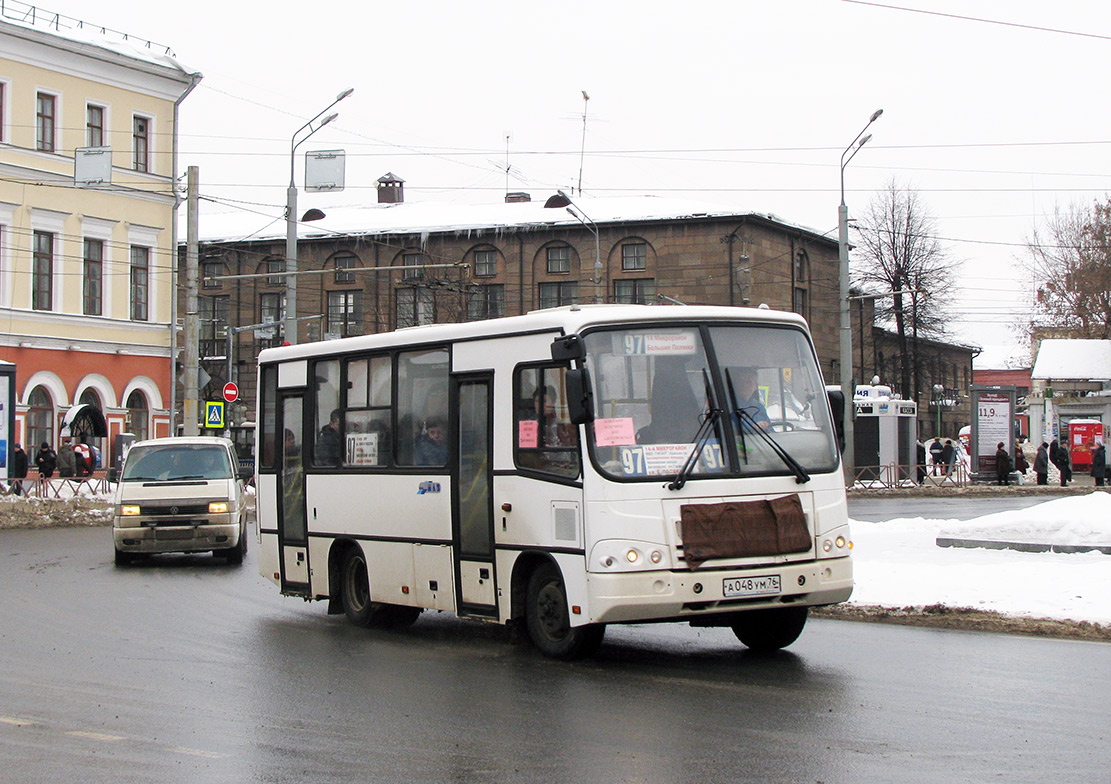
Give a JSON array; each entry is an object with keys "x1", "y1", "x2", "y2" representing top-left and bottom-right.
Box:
[
  {"x1": 1, "y1": 525, "x2": 1109, "y2": 783},
  {"x1": 848, "y1": 494, "x2": 1056, "y2": 522}
]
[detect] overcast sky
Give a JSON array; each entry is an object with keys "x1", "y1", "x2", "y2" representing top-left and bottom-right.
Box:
[{"x1": 33, "y1": 0, "x2": 1111, "y2": 368}]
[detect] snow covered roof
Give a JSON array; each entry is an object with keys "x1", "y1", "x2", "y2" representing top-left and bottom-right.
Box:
[
  {"x1": 198, "y1": 194, "x2": 830, "y2": 245},
  {"x1": 0, "y1": 4, "x2": 196, "y2": 75},
  {"x1": 1031, "y1": 339, "x2": 1111, "y2": 381}
]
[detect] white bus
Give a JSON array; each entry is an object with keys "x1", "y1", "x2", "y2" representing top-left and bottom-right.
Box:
[{"x1": 255, "y1": 305, "x2": 853, "y2": 659}]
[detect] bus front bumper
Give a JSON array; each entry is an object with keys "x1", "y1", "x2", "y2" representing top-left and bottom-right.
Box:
[{"x1": 583, "y1": 556, "x2": 853, "y2": 625}]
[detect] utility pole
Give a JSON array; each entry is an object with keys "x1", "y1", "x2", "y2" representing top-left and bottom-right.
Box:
[{"x1": 183, "y1": 166, "x2": 200, "y2": 436}]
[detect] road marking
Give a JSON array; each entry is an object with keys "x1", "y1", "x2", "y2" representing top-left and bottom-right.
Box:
[
  {"x1": 66, "y1": 730, "x2": 125, "y2": 742},
  {"x1": 0, "y1": 716, "x2": 40, "y2": 727},
  {"x1": 170, "y1": 747, "x2": 229, "y2": 759}
]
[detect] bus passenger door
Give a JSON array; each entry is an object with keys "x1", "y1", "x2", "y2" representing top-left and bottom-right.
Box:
[
  {"x1": 452, "y1": 375, "x2": 497, "y2": 618},
  {"x1": 279, "y1": 394, "x2": 310, "y2": 593}
]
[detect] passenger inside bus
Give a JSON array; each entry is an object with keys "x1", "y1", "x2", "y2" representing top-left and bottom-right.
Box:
[
  {"x1": 414, "y1": 417, "x2": 448, "y2": 465},
  {"x1": 636, "y1": 359, "x2": 703, "y2": 444},
  {"x1": 314, "y1": 409, "x2": 343, "y2": 467}
]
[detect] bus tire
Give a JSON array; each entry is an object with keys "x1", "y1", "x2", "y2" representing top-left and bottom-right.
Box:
[
  {"x1": 341, "y1": 547, "x2": 375, "y2": 627},
  {"x1": 731, "y1": 606, "x2": 808, "y2": 651},
  {"x1": 525, "y1": 562, "x2": 605, "y2": 660}
]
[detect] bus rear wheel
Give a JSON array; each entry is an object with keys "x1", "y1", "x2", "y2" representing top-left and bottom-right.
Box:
[
  {"x1": 525, "y1": 562, "x2": 605, "y2": 660},
  {"x1": 341, "y1": 548, "x2": 374, "y2": 627},
  {"x1": 340, "y1": 548, "x2": 422, "y2": 629},
  {"x1": 731, "y1": 606, "x2": 808, "y2": 651}
]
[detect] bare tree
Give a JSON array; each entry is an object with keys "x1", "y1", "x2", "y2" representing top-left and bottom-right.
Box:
[
  {"x1": 1025, "y1": 199, "x2": 1111, "y2": 342},
  {"x1": 852, "y1": 179, "x2": 956, "y2": 403}
]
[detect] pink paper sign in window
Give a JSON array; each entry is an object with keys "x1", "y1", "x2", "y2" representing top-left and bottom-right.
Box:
[
  {"x1": 518, "y1": 419, "x2": 539, "y2": 448},
  {"x1": 594, "y1": 417, "x2": 636, "y2": 447}
]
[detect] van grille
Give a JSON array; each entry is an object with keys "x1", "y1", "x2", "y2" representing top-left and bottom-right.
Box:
[{"x1": 137, "y1": 503, "x2": 211, "y2": 517}]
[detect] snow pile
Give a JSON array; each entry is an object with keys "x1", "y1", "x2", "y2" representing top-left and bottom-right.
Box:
[{"x1": 937, "y1": 492, "x2": 1111, "y2": 546}]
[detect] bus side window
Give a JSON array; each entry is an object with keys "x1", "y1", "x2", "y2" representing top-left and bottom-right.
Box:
[
  {"x1": 312, "y1": 359, "x2": 342, "y2": 468},
  {"x1": 514, "y1": 365, "x2": 580, "y2": 478}
]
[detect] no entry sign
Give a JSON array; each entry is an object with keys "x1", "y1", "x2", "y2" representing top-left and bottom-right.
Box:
[{"x1": 223, "y1": 382, "x2": 239, "y2": 403}]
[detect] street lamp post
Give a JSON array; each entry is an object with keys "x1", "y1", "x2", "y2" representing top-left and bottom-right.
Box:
[
  {"x1": 838, "y1": 108, "x2": 883, "y2": 485},
  {"x1": 284, "y1": 88, "x2": 353, "y2": 345},
  {"x1": 544, "y1": 189, "x2": 602, "y2": 303},
  {"x1": 933, "y1": 383, "x2": 945, "y2": 436}
]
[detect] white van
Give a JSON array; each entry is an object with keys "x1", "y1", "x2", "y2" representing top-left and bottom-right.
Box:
[{"x1": 112, "y1": 437, "x2": 250, "y2": 566}]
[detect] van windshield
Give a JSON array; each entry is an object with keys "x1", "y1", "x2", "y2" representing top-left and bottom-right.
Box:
[{"x1": 121, "y1": 444, "x2": 234, "y2": 481}]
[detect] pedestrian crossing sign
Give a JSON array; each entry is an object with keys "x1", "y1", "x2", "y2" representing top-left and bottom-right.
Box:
[{"x1": 205, "y1": 401, "x2": 225, "y2": 429}]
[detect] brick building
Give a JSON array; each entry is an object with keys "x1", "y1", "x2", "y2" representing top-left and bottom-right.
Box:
[{"x1": 190, "y1": 184, "x2": 863, "y2": 427}]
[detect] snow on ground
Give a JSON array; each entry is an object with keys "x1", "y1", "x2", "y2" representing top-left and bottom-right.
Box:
[{"x1": 849, "y1": 492, "x2": 1111, "y2": 625}]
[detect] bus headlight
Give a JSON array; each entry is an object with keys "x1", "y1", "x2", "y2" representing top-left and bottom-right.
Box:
[
  {"x1": 818, "y1": 526, "x2": 853, "y2": 558},
  {"x1": 625, "y1": 549, "x2": 640, "y2": 563},
  {"x1": 592, "y1": 541, "x2": 670, "y2": 572}
]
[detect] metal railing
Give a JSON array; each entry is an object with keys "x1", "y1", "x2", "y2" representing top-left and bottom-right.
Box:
[
  {"x1": 852, "y1": 462, "x2": 969, "y2": 490},
  {"x1": 3, "y1": 475, "x2": 115, "y2": 498}
]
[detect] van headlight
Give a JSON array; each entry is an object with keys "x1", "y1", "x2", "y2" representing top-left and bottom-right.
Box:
[
  {"x1": 208, "y1": 501, "x2": 229, "y2": 514},
  {"x1": 120, "y1": 505, "x2": 141, "y2": 516}
]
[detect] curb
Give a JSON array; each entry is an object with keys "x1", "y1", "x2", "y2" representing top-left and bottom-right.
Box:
[{"x1": 935, "y1": 537, "x2": 1111, "y2": 555}]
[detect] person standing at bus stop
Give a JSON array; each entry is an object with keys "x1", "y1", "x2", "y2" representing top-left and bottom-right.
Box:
[
  {"x1": 1034, "y1": 441, "x2": 1049, "y2": 485},
  {"x1": 995, "y1": 442, "x2": 1012, "y2": 485},
  {"x1": 1091, "y1": 442, "x2": 1106, "y2": 487},
  {"x1": 9, "y1": 443, "x2": 27, "y2": 495},
  {"x1": 929, "y1": 436, "x2": 944, "y2": 476}
]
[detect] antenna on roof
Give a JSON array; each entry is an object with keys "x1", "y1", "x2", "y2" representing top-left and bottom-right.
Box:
[{"x1": 577, "y1": 91, "x2": 590, "y2": 196}]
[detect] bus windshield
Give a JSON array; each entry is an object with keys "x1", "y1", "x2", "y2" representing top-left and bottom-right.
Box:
[{"x1": 583, "y1": 323, "x2": 839, "y2": 481}]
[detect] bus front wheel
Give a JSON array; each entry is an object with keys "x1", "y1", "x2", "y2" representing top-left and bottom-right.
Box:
[
  {"x1": 731, "y1": 606, "x2": 808, "y2": 651},
  {"x1": 525, "y1": 562, "x2": 605, "y2": 660}
]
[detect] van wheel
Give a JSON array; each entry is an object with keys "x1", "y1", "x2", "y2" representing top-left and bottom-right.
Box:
[
  {"x1": 223, "y1": 528, "x2": 247, "y2": 565},
  {"x1": 731, "y1": 606, "x2": 808, "y2": 651},
  {"x1": 114, "y1": 547, "x2": 133, "y2": 567},
  {"x1": 525, "y1": 562, "x2": 605, "y2": 659}
]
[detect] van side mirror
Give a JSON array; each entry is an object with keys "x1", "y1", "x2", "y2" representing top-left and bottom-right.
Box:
[
  {"x1": 827, "y1": 388, "x2": 846, "y2": 453},
  {"x1": 107, "y1": 467, "x2": 118, "y2": 483},
  {"x1": 565, "y1": 367, "x2": 595, "y2": 425},
  {"x1": 239, "y1": 468, "x2": 254, "y2": 482}
]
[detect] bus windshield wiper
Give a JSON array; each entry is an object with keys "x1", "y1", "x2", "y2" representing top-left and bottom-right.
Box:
[
  {"x1": 726, "y1": 369, "x2": 810, "y2": 485},
  {"x1": 668, "y1": 370, "x2": 721, "y2": 491}
]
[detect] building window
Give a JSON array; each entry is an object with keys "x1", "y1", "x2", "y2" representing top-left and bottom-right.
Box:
[
  {"x1": 133, "y1": 116, "x2": 149, "y2": 172},
  {"x1": 265, "y1": 258, "x2": 284, "y2": 285},
  {"x1": 468, "y1": 284, "x2": 505, "y2": 321},
  {"x1": 334, "y1": 253, "x2": 356, "y2": 283},
  {"x1": 538, "y1": 281, "x2": 578, "y2": 309},
  {"x1": 622, "y1": 242, "x2": 647, "y2": 271},
  {"x1": 259, "y1": 292, "x2": 285, "y2": 334},
  {"x1": 86, "y1": 105, "x2": 105, "y2": 147},
  {"x1": 130, "y1": 246, "x2": 149, "y2": 321},
  {"x1": 32, "y1": 231, "x2": 53, "y2": 311},
  {"x1": 199, "y1": 295, "x2": 229, "y2": 360},
  {"x1": 546, "y1": 246, "x2": 571, "y2": 274},
  {"x1": 0, "y1": 83, "x2": 6, "y2": 143},
  {"x1": 614, "y1": 278, "x2": 655, "y2": 304},
  {"x1": 474, "y1": 249, "x2": 497, "y2": 277},
  {"x1": 126, "y1": 390, "x2": 149, "y2": 442},
  {"x1": 327, "y1": 290, "x2": 362, "y2": 337},
  {"x1": 83, "y1": 239, "x2": 103, "y2": 316},
  {"x1": 27, "y1": 386, "x2": 54, "y2": 450},
  {"x1": 793, "y1": 251, "x2": 810, "y2": 319},
  {"x1": 36, "y1": 93, "x2": 55, "y2": 152},
  {"x1": 202, "y1": 260, "x2": 223, "y2": 288},
  {"x1": 396, "y1": 287, "x2": 434, "y2": 329},
  {"x1": 792, "y1": 286, "x2": 809, "y2": 318},
  {"x1": 402, "y1": 252, "x2": 424, "y2": 280}
]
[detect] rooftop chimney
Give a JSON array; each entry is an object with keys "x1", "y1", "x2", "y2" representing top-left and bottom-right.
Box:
[
  {"x1": 504, "y1": 192, "x2": 531, "y2": 203},
  {"x1": 377, "y1": 172, "x2": 405, "y2": 204}
]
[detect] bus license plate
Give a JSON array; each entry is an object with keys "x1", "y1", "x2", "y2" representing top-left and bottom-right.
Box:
[{"x1": 723, "y1": 574, "x2": 781, "y2": 598}]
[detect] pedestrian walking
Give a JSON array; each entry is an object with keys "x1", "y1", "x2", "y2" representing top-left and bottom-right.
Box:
[
  {"x1": 1092, "y1": 443, "x2": 1107, "y2": 488},
  {"x1": 35, "y1": 441, "x2": 57, "y2": 478},
  {"x1": 57, "y1": 439, "x2": 76, "y2": 478},
  {"x1": 1013, "y1": 440, "x2": 1029, "y2": 476},
  {"x1": 1058, "y1": 439, "x2": 1072, "y2": 487},
  {"x1": 1034, "y1": 441, "x2": 1049, "y2": 485},
  {"x1": 995, "y1": 442, "x2": 1012, "y2": 485},
  {"x1": 9, "y1": 442, "x2": 28, "y2": 495},
  {"x1": 941, "y1": 439, "x2": 955, "y2": 477},
  {"x1": 929, "y1": 436, "x2": 944, "y2": 476}
]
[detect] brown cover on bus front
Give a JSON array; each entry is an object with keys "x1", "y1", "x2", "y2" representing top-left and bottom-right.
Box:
[{"x1": 680, "y1": 494, "x2": 811, "y2": 568}]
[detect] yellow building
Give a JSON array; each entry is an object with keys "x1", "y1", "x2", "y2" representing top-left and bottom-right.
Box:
[{"x1": 0, "y1": 9, "x2": 199, "y2": 467}]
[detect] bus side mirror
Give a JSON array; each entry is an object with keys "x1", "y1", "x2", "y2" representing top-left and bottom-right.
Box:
[
  {"x1": 565, "y1": 367, "x2": 595, "y2": 425},
  {"x1": 827, "y1": 388, "x2": 846, "y2": 453},
  {"x1": 551, "y1": 334, "x2": 585, "y2": 362}
]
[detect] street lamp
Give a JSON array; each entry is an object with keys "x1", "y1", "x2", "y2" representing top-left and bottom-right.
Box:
[
  {"x1": 838, "y1": 108, "x2": 883, "y2": 485},
  {"x1": 544, "y1": 189, "x2": 602, "y2": 303},
  {"x1": 285, "y1": 88, "x2": 353, "y2": 345},
  {"x1": 933, "y1": 383, "x2": 945, "y2": 436}
]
